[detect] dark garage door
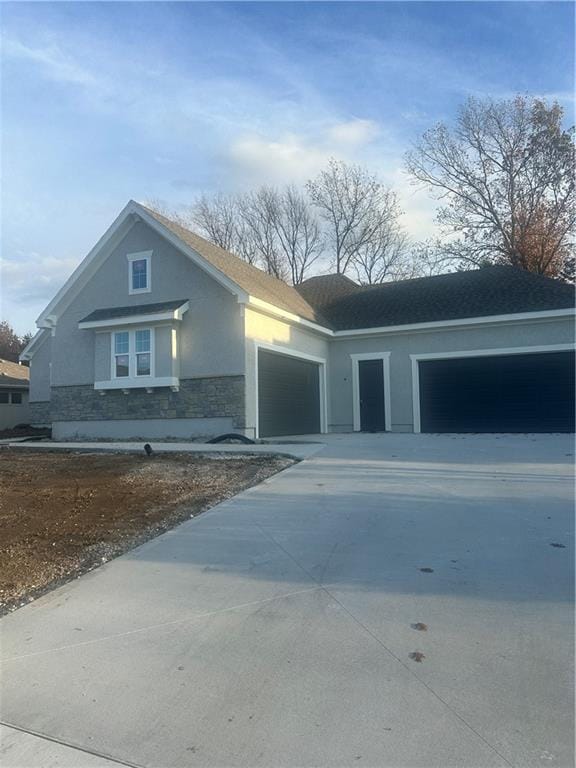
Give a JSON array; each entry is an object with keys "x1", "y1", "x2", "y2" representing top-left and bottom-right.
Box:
[
  {"x1": 419, "y1": 351, "x2": 575, "y2": 433},
  {"x1": 258, "y1": 350, "x2": 321, "y2": 437}
]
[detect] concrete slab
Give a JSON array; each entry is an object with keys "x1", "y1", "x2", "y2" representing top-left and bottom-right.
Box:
[
  {"x1": 0, "y1": 724, "x2": 122, "y2": 767},
  {"x1": 1, "y1": 434, "x2": 573, "y2": 767}
]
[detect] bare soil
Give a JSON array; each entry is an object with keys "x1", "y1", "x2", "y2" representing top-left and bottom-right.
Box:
[{"x1": 0, "y1": 449, "x2": 294, "y2": 614}]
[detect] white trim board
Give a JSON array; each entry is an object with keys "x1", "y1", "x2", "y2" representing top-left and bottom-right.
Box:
[
  {"x1": 351, "y1": 352, "x2": 391, "y2": 432},
  {"x1": 333, "y1": 308, "x2": 575, "y2": 339},
  {"x1": 127, "y1": 250, "x2": 152, "y2": 295},
  {"x1": 253, "y1": 341, "x2": 328, "y2": 439},
  {"x1": 410, "y1": 343, "x2": 575, "y2": 433},
  {"x1": 19, "y1": 328, "x2": 50, "y2": 361},
  {"x1": 78, "y1": 302, "x2": 189, "y2": 330}
]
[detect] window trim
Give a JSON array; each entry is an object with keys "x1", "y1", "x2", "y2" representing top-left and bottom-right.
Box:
[
  {"x1": 112, "y1": 327, "x2": 155, "y2": 380},
  {"x1": 127, "y1": 251, "x2": 152, "y2": 295}
]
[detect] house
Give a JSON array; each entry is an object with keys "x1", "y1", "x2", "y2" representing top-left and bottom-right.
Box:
[
  {"x1": 0, "y1": 358, "x2": 30, "y2": 430},
  {"x1": 21, "y1": 201, "x2": 575, "y2": 440}
]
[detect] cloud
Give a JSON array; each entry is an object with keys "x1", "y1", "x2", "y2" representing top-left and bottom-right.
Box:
[
  {"x1": 1, "y1": 36, "x2": 102, "y2": 90},
  {"x1": 227, "y1": 134, "x2": 331, "y2": 185},
  {"x1": 328, "y1": 118, "x2": 380, "y2": 146},
  {"x1": 1, "y1": 254, "x2": 80, "y2": 304}
]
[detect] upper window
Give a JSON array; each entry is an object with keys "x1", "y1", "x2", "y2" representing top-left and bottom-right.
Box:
[{"x1": 127, "y1": 251, "x2": 152, "y2": 295}]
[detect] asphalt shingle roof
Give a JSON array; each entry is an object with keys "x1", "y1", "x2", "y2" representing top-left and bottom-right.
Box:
[
  {"x1": 296, "y1": 267, "x2": 575, "y2": 330},
  {"x1": 80, "y1": 299, "x2": 188, "y2": 324},
  {"x1": 142, "y1": 205, "x2": 321, "y2": 324},
  {"x1": 129, "y1": 205, "x2": 574, "y2": 332},
  {"x1": 0, "y1": 358, "x2": 29, "y2": 388}
]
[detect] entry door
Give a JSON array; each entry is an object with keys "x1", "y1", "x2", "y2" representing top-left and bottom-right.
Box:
[{"x1": 358, "y1": 359, "x2": 386, "y2": 432}]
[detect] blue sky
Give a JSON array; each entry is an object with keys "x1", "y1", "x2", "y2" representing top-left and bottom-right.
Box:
[{"x1": 1, "y1": 1, "x2": 574, "y2": 334}]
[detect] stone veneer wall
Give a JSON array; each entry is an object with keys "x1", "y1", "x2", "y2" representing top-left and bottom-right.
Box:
[
  {"x1": 30, "y1": 401, "x2": 52, "y2": 426},
  {"x1": 49, "y1": 376, "x2": 245, "y2": 429}
]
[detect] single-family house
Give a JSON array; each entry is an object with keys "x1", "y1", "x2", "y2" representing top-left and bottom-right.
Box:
[
  {"x1": 21, "y1": 201, "x2": 575, "y2": 440},
  {"x1": 0, "y1": 358, "x2": 30, "y2": 430}
]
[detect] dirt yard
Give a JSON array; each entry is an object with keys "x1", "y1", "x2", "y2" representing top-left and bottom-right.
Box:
[{"x1": 0, "y1": 449, "x2": 294, "y2": 614}]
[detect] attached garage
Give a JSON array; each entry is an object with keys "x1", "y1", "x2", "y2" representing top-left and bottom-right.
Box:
[
  {"x1": 257, "y1": 349, "x2": 322, "y2": 437},
  {"x1": 417, "y1": 349, "x2": 575, "y2": 434}
]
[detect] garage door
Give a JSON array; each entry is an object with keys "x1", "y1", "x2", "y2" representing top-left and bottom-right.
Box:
[
  {"x1": 258, "y1": 350, "x2": 321, "y2": 437},
  {"x1": 419, "y1": 351, "x2": 575, "y2": 433}
]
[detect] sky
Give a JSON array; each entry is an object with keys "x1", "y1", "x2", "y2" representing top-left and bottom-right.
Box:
[{"x1": 1, "y1": 1, "x2": 574, "y2": 335}]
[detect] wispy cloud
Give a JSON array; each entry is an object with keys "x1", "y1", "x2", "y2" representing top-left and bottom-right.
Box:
[{"x1": 2, "y1": 36, "x2": 102, "y2": 90}]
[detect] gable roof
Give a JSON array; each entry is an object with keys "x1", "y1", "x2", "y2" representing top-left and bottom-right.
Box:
[
  {"x1": 0, "y1": 358, "x2": 30, "y2": 388},
  {"x1": 30, "y1": 199, "x2": 574, "y2": 342},
  {"x1": 296, "y1": 267, "x2": 575, "y2": 330},
  {"x1": 141, "y1": 205, "x2": 322, "y2": 324}
]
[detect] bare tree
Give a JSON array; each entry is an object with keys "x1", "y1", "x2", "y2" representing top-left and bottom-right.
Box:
[
  {"x1": 350, "y1": 191, "x2": 412, "y2": 283},
  {"x1": 187, "y1": 187, "x2": 323, "y2": 283},
  {"x1": 306, "y1": 159, "x2": 405, "y2": 277},
  {"x1": 238, "y1": 188, "x2": 288, "y2": 280},
  {"x1": 405, "y1": 96, "x2": 575, "y2": 277},
  {"x1": 188, "y1": 194, "x2": 260, "y2": 266},
  {"x1": 271, "y1": 186, "x2": 323, "y2": 284}
]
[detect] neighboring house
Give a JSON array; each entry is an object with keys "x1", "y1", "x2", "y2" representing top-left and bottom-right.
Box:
[
  {"x1": 0, "y1": 358, "x2": 30, "y2": 430},
  {"x1": 21, "y1": 200, "x2": 575, "y2": 440}
]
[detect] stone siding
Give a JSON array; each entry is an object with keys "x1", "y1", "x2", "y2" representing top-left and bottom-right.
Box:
[
  {"x1": 30, "y1": 401, "x2": 51, "y2": 426},
  {"x1": 50, "y1": 376, "x2": 245, "y2": 429}
]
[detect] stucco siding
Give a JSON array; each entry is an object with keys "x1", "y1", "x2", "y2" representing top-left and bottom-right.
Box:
[
  {"x1": 329, "y1": 316, "x2": 575, "y2": 433},
  {"x1": 0, "y1": 390, "x2": 30, "y2": 430},
  {"x1": 244, "y1": 307, "x2": 330, "y2": 438},
  {"x1": 28, "y1": 332, "x2": 51, "y2": 402},
  {"x1": 51, "y1": 220, "x2": 245, "y2": 389}
]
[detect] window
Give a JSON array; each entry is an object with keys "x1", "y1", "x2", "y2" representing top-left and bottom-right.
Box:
[
  {"x1": 0, "y1": 392, "x2": 8, "y2": 404},
  {"x1": 114, "y1": 331, "x2": 130, "y2": 378},
  {"x1": 135, "y1": 329, "x2": 151, "y2": 376},
  {"x1": 112, "y1": 329, "x2": 153, "y2": 379},
  {"x1": 11, "y1": 392, "x2": 22, "y2": 404},
  {"x1": 127, "y1": 251, "x2": 152, "y2": 294},
  {"x1": 131, "y1": 259, "x2": 147, "y2": 291}
]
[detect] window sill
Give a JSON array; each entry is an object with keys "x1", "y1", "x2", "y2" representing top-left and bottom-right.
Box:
[{"x1": 94, "y1": 377, "x2": 179, "y2": 392}]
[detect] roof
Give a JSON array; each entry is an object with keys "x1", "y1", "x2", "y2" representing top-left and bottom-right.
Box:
[
  {"x1": 141, "y1": 205, "x2": 321, "y2": 324},
  {"x1": 0, "y1": 358, "x2": 30, "y2": 388},
  {"x1": 296, "y1": 274, "x2": 363, "y2": 309},
  {"x1": 79, "y1": 299, "x2": 188, "y2": 324},
  {"x1": 295, "y1": 267, "x2": 575, "y2": 330}
]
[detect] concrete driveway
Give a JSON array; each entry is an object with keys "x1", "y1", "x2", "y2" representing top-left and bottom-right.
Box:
[{"x1": 1, "y1": 434, "x2": 573, "y2": 768}]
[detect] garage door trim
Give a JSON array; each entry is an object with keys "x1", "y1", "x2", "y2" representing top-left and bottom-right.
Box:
[
  {"x1": 254, "y1": 341, "x2": 328, "y2": 439},
  {"x1": 410, "y1": 343, "x2": 574, "y2": 433}
]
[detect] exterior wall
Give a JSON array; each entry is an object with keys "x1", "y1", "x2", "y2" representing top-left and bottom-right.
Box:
[
  {"x1": 49, "y1": 376, "x2": 244, "y2": 439},
  {"x1": 328, "y1": 316, "x2": 575, "y2": 433},
  {"x1": 51, "y1": 220, "x2": 245, "y2": 389},
  {"x1": 30, "y1": 401, "x2": 51, "y2": 427},
  {"x1": 0, "y1": 390, "x2": 30, "y2": 430},
  {"x1": 28, "y1": 332, "x2": 51, "y2": 402},
  {"x1": 52, "y1": 417, "x2": 238, "y2": 441},
  {"x1": 243, "y1": 307, "x2": 330, "y2": 438}
]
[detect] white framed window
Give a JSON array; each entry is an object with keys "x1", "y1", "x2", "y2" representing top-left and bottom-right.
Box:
[
  {"x1": 112, "y1": 328, "x2": 154, "y2": 379},
  {"x1": 127, "y1": 251, "x2": 152, "y2": 295}
]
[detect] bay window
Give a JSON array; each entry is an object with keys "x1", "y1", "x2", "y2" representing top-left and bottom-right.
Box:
[{"x1": 113, "y1": 328, "x2": 153, "y2": 379}]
